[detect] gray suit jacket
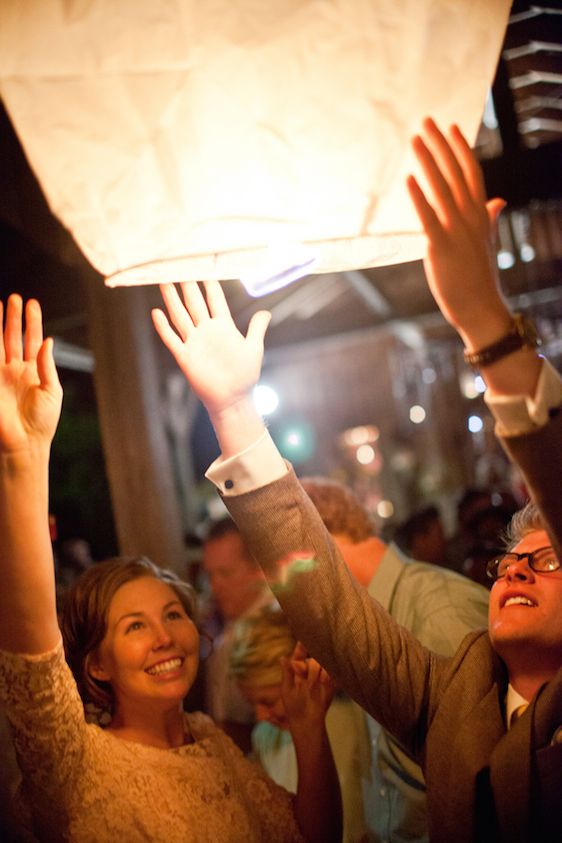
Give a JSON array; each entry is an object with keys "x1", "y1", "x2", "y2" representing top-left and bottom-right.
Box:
[{"x1": 224, "y1": 413, "x2": 562, "y2": 843}]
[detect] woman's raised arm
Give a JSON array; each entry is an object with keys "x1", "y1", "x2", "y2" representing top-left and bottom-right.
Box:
[{"x1": 0, "y1": 295, "x2": 62, "y2": 653}]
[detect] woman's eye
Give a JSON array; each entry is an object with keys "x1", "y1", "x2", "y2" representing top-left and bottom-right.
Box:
[
  {"x1": 167, "y1": 609, "x2": 184, "y2": 621},
  {"x1": 125, "y1": 620, "x2": 143, "y2": 633}
]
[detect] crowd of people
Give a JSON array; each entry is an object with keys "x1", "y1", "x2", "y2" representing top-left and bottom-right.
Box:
[{"x1": 0, "y1": 117, "x2": 560, "y2": 843}]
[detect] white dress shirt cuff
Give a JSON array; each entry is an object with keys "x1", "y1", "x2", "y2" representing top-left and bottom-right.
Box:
[
  {"x1": 485, "y1": 358, "x2": 562, "y2": 437},
  {"x1": 205, "y1": 428, "x2": 288, "y2": 495}
]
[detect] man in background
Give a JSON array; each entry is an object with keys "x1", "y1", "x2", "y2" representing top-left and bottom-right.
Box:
[{"x1": 203, "y1": 517, "x2": 273, "y2": 751}]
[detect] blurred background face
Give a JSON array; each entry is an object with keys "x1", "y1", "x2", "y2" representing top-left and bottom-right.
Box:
[
  {"x1": 203, "y1": 532, "x2": 265, "y2": 621},
  {"x1": 240, "y1": 683, "x2": 288, "y2": 729}
]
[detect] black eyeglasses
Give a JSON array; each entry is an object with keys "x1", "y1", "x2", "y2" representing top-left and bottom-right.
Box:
[{"x1": 486, "y1": 546, "x2": 560, "y2": 581}]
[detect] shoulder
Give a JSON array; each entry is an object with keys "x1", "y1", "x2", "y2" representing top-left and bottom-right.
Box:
[
  {"x1": 185, "y1": 710, "x2": 219, "y2": 739},
  {"x1": 391, "y1": 560, "x2": 489, "y2": 655},
  {"x1": 397, "y1": 557, "x2": 489, "y2": 609}
]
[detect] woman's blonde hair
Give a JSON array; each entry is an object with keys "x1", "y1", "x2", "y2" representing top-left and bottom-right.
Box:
[
  {"x1": 229, "y1": 604, "x2": 295, "y2": 689},
  {"x1": 60, "y1": 556, "x2": 196, "y2": 711}
]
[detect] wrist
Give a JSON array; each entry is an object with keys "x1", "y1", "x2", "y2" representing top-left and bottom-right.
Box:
[
  {"x1": 208, "y1": 396, "x2": 266, "y2": 458},
  {"x1": 0, "y1": 443, "x2": 51, "y2": 475},
  {"x1": 457, "y1": 310, "x2": 514, "y2": 355},
  {"x1": 289, "y1": 715, "x2": 328, "y2": 741}
]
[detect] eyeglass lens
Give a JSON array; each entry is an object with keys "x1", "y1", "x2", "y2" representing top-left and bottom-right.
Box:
[{"x1": 489, "y1": 547, "x2": 560, "y2": 580}]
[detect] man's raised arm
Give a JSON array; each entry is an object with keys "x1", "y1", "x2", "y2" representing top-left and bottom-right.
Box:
[{"x1": 407, "y1": 117, "x2": 562, "y2": 555}]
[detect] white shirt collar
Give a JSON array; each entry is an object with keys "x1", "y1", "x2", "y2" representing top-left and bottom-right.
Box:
[{"x1": 506, "y1": 683, "x2": 529, "y2": 728}]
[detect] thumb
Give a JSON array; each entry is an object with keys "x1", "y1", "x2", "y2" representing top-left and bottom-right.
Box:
[
  {"x1": 246, "y1": 310, "x2": 271, "y2": 347},
  {"x1": 37, "y1": 338, "x2": 62, "y2": 394},
  {"x1": 291, "y1": 641, "x2": 309, "y2": 661},
  {"x1": 486, "y1": 198, "x2": 507, "y2": 239}
]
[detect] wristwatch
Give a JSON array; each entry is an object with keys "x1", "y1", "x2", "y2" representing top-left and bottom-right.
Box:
[{"x1": 463, "y1": 313, "x2": 541, "y2": 370}]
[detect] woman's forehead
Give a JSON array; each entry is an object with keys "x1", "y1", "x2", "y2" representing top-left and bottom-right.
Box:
[
  {"x1": 241, "y1": 683, "x2": 282, "y2": 702},
  {"x1": 108, "y1": 576, "x2": 179, "y2": 615}
]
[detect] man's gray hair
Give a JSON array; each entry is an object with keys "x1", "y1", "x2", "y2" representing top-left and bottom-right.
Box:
[{"x1": 505, "y1": 501, "x2": 545, "y2": 550}]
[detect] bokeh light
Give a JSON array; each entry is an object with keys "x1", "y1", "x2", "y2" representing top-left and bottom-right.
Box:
[
  {"x1": 409, "y1": 405, "x2": 426, "y2": 424},
  {"x1": 253, "y1": 383, "x2": 279, "y2": 416}
]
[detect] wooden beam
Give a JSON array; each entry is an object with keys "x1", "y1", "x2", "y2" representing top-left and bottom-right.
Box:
[{"x1": 481, "y1": 140, "x2": 562, "y2": 203}]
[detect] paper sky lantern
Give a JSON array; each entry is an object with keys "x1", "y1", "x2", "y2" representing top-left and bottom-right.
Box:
[{"x1": 0, "y1": 0, "x2": 510, "y2": 295}]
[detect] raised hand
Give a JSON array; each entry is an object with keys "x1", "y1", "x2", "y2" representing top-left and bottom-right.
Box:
[
  {"x1": 407, "y1": 118, "x2": 511, "y2": 352},
  {"x1": 281, "y1": 642, "x2": 335, "y2": 735},
  {"x1": 152, "y1": 281, "x2": 271, "y2": 417},
  {"x1": 0, "y1": 295, "x2": 62, "y2": 455}
]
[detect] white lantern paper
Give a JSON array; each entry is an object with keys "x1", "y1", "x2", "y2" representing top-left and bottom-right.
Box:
[{"x1": 0, "y1": 1, "x2": 510, "y2": 295}]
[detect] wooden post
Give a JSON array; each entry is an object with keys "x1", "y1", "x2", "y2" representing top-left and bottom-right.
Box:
[{"x1": 84, "y1": 274, "x2": 187, "y2": 572}]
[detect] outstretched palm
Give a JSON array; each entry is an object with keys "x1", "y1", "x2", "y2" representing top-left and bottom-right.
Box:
[
  {"x1": 406, "y1": 119, "x2": 508, "y2": 335},
  {"x1": 0, "y1": 297, "x2": 62, "y2": 454},
  {"x1": 152, "y1": 281, "x2": 270, "y2": 416}
]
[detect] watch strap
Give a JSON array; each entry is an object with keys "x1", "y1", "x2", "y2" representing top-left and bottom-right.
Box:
[{"x1": 463, "y1": 313, "x2": 541, "y2": 370}]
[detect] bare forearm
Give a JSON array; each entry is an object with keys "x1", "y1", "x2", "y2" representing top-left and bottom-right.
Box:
[
  {"x1": 208, "y1": 397, "x2": 266, "y2": 459},
  {"x1": 0, "y1": 448, "x2": 59, "y2": 653},
  {"x1": 292, "y1": 725, "x2": 342, "y2": 843}
]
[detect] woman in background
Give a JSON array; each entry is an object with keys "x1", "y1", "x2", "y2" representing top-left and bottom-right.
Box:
[{"x1": 231, "y1": 604, "x2": 370, "y2": 843}]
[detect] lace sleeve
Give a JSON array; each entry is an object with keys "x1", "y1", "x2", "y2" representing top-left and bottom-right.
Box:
[
  {"x1": 0, "y1": 638, "x2": 88, "y2": 796},
  {"x1": 213, "y1": 728, "x2": 307, "y2": 843}
]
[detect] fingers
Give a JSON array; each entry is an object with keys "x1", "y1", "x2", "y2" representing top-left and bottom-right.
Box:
[
  {"x1": 36, "y1": 338, "x2": 62, "y2": 393},
  {"x1": 203, "y1": 280, "x2": 232, "y2": 319},
  {"x1": 411, "y1": 119, "x2": 488, "y2": 231},
  {"x1": 411, "y1": 132, "x2": 457, "y2": 229},
  {"x1": 406, "y1": 175, "x2": 445, "y2": 242},
  {"x1": 159, "y1": 284, "x2": 194, "y2": 341},
  {"x1": 4, "y1": 294, "x2": 23, "y2": 364},
  {"x1": 317, "y1": 666, "x2": 334, "y2": 687},
  {"x1": 420, "y1": 118, "x2": 473, "y2": 214},
  {"x1": 246, "y1": 310, "x2": 272, "y2": 348},
  {"x1": 24, "y1": 299, "x2": 44, "y2": 362},
  {"x1": 179, "y1": 281, "x2": 211, "y2": 326},
  {"x1": 2, "y1": 297, "x2": 55, "y2": 373},
  {"x1": 151, "y1": 308, "x2": 186, "y2": 362},
  {"x1": 448, "y1": 123, "x2": 487, "y2": 207},
  {"x1": 0, "y1": 300, "x2": 4, "y2": 366},
  {"x1": 291, "y1": 641, "x2": 309, "y2": 661},
  {"x1": 486, "y1": 198, "x2": 507, "y2": 241},
  {"x1": 304, "y1": 658, "x2": 322, "y2": 685}
]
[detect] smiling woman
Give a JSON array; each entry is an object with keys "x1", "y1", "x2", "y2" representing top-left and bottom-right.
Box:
[
  {"x1": 0, "y1": 294, "x2": 342, "y2": 843},
  {"x1": 61, "y1": 556, "x2": 197, "y2": 720}
]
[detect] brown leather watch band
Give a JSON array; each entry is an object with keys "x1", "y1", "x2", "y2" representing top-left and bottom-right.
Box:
[{"x1": 463, "y1": 313, "x2": 541, "y2": 370}]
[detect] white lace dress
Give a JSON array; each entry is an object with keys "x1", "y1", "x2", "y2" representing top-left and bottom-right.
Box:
[{"x1": 0, "y1": 639, "x2": 306, "y2": 843}]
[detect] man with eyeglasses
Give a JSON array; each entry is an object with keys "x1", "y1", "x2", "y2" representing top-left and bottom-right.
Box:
[
  {"x1": 486, "y1": 504, "x2": 561, "y2": 733},
  {"x1": 153, "y1": 119, "x2": 562, "y2": 842}
]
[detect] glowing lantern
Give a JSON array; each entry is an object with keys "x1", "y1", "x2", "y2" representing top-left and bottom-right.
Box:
[{"x1": 0, "y1": 1, "x2": 510, "y2": 295}]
